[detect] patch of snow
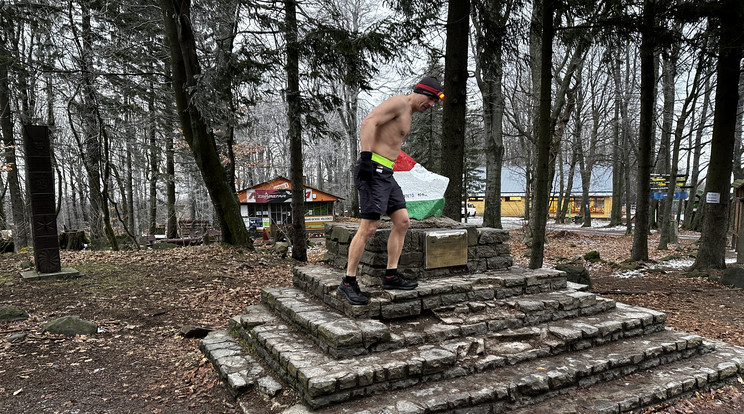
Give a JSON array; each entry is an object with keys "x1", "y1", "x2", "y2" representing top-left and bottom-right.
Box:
[
  {"x1": 661, "y1": 259, "x2": 694, "y2": 269},
  {"x1": 611, "y1": 269, "x2": 644, "y2": 278}
]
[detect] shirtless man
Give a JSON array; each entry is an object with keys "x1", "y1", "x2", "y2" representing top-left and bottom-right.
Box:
[{"x1": 338, "y1": 76, "x2": 445, "y2": 305}]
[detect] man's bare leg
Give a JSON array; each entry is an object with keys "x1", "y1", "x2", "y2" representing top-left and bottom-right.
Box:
[
  {"x1": 346, "y1": 219, "x2": 380, "y2": 276},
  {"x1": 338, "y1": 219, "x2": 379, "y2": 305},
  {"x1": 382, "y1": 208, "x2": 417, "y2": 290},
  {"x1": 386, "y1": 208, "x2": 410, "y2": 269}
]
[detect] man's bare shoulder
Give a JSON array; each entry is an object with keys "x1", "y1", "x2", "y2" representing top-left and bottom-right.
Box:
[
  {"x1": 382, "y1": 94, "x2": 409, "y2": 106},
  {"x1": 373, "y1": 94, "x2": 409, "y2": 114}
]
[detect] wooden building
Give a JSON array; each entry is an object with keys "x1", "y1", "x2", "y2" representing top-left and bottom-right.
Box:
[
  {"x1": 236, "y1": 177, "x2": 340, "y2": 235},
  {"x1": 468, "y1": 166, "x2": 615, "y2": 219}
]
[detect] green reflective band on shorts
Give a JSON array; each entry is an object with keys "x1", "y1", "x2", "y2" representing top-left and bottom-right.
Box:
[{"x1": 371, "y1": 152, "x2": 395, "y2": 169}]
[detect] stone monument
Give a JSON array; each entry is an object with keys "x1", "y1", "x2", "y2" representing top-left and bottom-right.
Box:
[
  {"x1": 20, "y1": 125, "x2": 78, "y2": 281},
  {"x1": 200, "y1": 220, "x2": 744, "y2": 413}
]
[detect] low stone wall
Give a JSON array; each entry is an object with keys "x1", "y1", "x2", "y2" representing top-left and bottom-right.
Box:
[{"x1": 323, "y1": 219, "x2": 513, "y2": 284}]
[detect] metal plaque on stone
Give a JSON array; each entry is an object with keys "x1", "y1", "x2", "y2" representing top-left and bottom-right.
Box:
[
  {"x1": 424, "y1": 229, "x2": 468, "y2": 269},
  {"x1": 24, "y1": 125, "x2": 61, "y2": 274}
]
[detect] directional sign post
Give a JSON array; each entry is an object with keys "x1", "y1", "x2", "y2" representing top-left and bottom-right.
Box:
[{"x1": 650, "y1": 174, "x2": 689, "y2": 200}]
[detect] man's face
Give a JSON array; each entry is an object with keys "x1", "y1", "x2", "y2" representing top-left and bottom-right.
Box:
[{"x1": 418, "y1": 94, "x2": 439, "y2": 112}]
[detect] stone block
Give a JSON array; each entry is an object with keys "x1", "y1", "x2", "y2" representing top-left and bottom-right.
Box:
[
  {"x1": 317, "y1": 319, "x2": 363, "y2": 348},
  {"x1": 361, "y1": 250, "x2": 388, "y2": 267},
  {"x1": 477, "y1": 228, "x2": 510, "y2": 244},
  {"x1": 41, "y1": 315, "x2": 97, "y2": 336},
  {"x1": 466, "y1": 225, "x2": 479, "y2": 246},
  {"x1": 555, "y1": 264, "x2": 592, "y2": 288},
  {"x1": 257, "y1": 376, "x2": 283, "y2": 398},
  {"x1": 404, "y1": 230, "x2": 423, "y2": 251},
  {"x1": 399, "y1": 251, "x2": 424, "y2": 267},
  {"x1": 486, "y1": 256, "x2": 514, "y2": 270},
  {"x1": 0, "y1": 306, "x2": 30, "y2": 322},
  {"x1": 367, "y1": 230, "x2": 391, "y2": 252},
  {"x1": 307, "y1": 375, "x2": 337, "y2": 397},
  {"x1": 331, "y1": 225, "x2": 355, "y2": 243},
  {"x1": 381, "y1": 301, "x2": 421, "y2": 319},
  {"x1": 721, "y1": 266, "x2": 744, "y2": 289}
]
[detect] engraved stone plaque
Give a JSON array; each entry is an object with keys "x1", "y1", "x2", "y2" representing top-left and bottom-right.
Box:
[{"x1": 425, "y1": 229, "x2": 468, "y2": 269}]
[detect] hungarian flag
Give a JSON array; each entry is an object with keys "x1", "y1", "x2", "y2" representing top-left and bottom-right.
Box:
[{"x1": 393, "y1": 151, "x2": 450, "y2": 220}]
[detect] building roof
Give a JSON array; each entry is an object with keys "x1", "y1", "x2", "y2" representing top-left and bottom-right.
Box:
[
  {"x1": 237, "y1": 176, "x2": 341, "y2": 203},
  {"x1": 479, "y1": 165, "x2": 614, "y2": 196}
]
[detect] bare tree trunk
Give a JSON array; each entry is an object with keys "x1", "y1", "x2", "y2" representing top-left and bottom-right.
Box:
[
  {"x1": 147, "y1": 82, "x2": 158, "y2": 235},
  {"x1": 529, "y1": 0, "x2": 554, "y2": 269},
  {"x1": 554, "y1": 148, "x2": 565, "y2": 223},
  {"x1": 693, "y1": 0, "x2": 744, "y2": 269},
  {"x1": 161, "y1": 0, "x2": 252, "y2": 248},
  {"x1": 683, "y1": 74, "x2": 711, "y2": 230},
  {"x1": 631, "y1": 0, "x2": 656, "y2": 261},
  {"x1": 472, "y1": 0, "x2": 513, "y2": 230},
  {"x1": 441, "y1": 0, "x2": 470, "y2": 220},
  {"x1": 126, "y1": 142, "x2": 136, "y2": 235},
  {"x1": 166, "y1": 126, "x2": 177, "y2": 239},
  {"x1": 609, "y1": 42, "x2": 624, "y2": 226},
  {"x1": 285, "y1": 0, "x2": 307, "y2": 261},
  {"x1": 97, "y1": 110, "x2": 119, "y2": 251},
  {"x1": 659, "y1": 48, "x2": 703, "y2": 249},
  {"x1": 557, "y1": 145, "x2": 577, "y2": 223},
  {"x1": 0, "y1": 39, "x2": 29, "y2": 248}
]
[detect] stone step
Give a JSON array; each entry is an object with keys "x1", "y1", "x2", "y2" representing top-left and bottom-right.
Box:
[
  {"x1": 233, "y1": 303, "x2": 676, "y2": 409},
  {"x1": 260, "y1": 285, "x2": 615, "y2": 358},
  {"x1": 293, "y1": 264, "x2": 567, "y2": 320},
  {"x1": 260, "y1": 287, "x2": 390, "y2": 358},
  {"x1": 288, "y1": 338, "x2": 744, "y2": 414},
  {"x1": 434, "y1": 290, "x2": 616, "y2": 327},
  {"x1": 198, "y1": 331, "x2": 269, "y2": 397},
  {"x1": 508, "y1": 341, "x2": 744, "y2": 414}
]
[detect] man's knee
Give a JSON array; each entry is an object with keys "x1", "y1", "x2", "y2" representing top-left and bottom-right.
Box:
[
  {"x1": 358, "y1": 221, "x2": 379, "y2": 239},
  {"x1": 393, "y1": 216, "x2": 410, "y2": 231}
]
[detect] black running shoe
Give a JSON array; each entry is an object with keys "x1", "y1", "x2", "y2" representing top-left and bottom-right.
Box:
[
  {"x1": 381, "y1": 273, "x2": 418, "y2": 290},
  {"x1": 337, "y1": 279, "x2": 369, "y2": 305}
]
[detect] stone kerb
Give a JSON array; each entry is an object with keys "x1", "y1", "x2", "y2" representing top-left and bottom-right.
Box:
[{"x1": 323, "y1": 221, "x2": 513, "y2": 284}]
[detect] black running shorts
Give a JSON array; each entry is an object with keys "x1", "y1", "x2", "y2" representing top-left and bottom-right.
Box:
[{"x1": 354, "y1": 157, "x2": 407, "y2": 220}]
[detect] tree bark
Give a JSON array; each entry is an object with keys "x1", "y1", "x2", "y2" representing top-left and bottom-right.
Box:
[
  {"x1": 693, "y1": 0, "x2": 744, "y2": 269},
  {"x1": 631, "y1": 0, "x2": 656, "y2": 262},
  {"x1": 160, "y1": 0, "x2": 252, "y2": 248},
  {"x1": 609, "y1": 42, "x2": 624, "y2": 226},
  {"x1": 166, "y1": 125, "x2": 177, "y2": 239},
  {"x1": 659, "y1": 49, "x2": 703, "y2": 249},
  {"x1": 472, "y1": 0, "x2": 512, "y2": 229},
  {"x1": 441, "y1": 0, "x2": 470, "y2": 220},
  {"x1": 148, "y1": 81, "x2": 158, "y2": 235},
  {"x1": 285, "y1": 0, "x2": 307, "y2": 262},
  {"x1": 529, "y1": 0, "x2": 554, "y2": 269},
  {"x1": 0, "y1": 38, "x2": 29, "y2": 249}
]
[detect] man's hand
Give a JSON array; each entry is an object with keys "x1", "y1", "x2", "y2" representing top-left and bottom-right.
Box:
[{"x1": 358, "y1": 151, "x2": 375, "y2": 181}]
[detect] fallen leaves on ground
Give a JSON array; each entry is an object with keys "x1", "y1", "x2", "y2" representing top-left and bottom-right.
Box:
[{"x1": 1, "y1": 230, "x2": 743, "y2": 413}]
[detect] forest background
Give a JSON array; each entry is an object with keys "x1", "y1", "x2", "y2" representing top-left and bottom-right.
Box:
[{"x1": 0, "y1": 0, "x2": 743, "y2": 270}]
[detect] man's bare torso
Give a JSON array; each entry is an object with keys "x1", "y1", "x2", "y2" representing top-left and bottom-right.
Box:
[{"x1": 362, "y1": 95, "x2": 413, "y2": 162}]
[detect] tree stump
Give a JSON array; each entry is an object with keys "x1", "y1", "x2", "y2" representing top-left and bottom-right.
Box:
[{"x1": 59, "y1": 231, "x2": 87, "y2": 250}]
